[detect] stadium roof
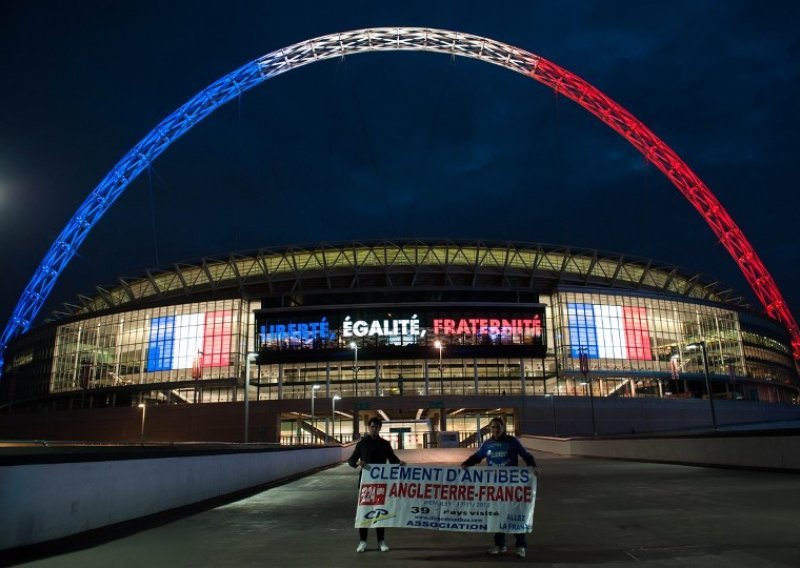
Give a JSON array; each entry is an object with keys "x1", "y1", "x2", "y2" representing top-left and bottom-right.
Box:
[{"x1": 51, "y1": 240, "x2": 748, "y2": 320}]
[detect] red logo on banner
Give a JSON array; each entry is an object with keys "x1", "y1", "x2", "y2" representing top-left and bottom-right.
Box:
[{"x1": 359, "y1": 484, "x2": 387, "y2": 505}]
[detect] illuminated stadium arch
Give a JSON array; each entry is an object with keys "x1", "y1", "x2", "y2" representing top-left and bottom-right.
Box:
[{"x1": 2, "y1": 27, "x2": 798, "y2": 370}]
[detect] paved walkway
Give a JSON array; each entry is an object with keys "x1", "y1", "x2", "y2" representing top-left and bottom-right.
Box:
[{"x1": 14, "y1": 448, "x2": 800, "y2": 567}]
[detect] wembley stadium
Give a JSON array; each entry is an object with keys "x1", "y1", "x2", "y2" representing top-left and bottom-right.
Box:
[{"x1": 1, "y1": 239, "x2": 797, "y2": 445}]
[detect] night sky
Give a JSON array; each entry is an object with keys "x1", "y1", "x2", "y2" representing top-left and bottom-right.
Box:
[{"x1": 1, "y1": 1, "x2": 799, "y2": 332}]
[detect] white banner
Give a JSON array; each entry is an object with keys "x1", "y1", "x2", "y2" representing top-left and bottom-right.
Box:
[{"x1": 355, "y1": 464, "x2": 537, "y2": 533}]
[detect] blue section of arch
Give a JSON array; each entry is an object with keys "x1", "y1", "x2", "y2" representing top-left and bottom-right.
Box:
[{"x1": 0, "y1": 61, "x2": 266, "y2": 373}]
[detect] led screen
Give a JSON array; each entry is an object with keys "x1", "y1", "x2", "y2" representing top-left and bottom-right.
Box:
[
  {"x1": 568, "y1": 303, "x2": 652, "y2": 360},
  {"x1": 147, "y1": 311, "x2": 232, "y2": 371}
]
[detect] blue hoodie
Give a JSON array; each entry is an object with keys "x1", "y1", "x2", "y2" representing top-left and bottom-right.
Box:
[{"x1": 462, "y1": 434, "x2": 536, "y2": 467}]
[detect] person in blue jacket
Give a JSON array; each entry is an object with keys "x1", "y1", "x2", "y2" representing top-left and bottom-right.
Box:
[{"x1": 461, "y1": 416, "x2": 537, "y2": 558}]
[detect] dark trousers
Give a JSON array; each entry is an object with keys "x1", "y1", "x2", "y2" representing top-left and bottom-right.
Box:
[
  {"x1": 359, "y1": 528, "x2": 385, "y2": 541},
  {"x1": 494, "y1": 532, "x2": 527, "y2": 548}
]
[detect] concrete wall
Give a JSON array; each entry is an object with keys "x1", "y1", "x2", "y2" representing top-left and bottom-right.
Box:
[
  {"x1": 516, "y1": 397, "x2": 800, "y2": 436},
  {"x1": 0, "y1": 401, "x2": 282, "y2": 443},
  {"x1": 0, "y1": 445, "x2": 349, "y2": 551},
  {"x1": 4, "y1": 396, "x2": 800, "y2": 443},
  {"x1": 520, "y1": 432, "x2": 800, "y2": 471}
]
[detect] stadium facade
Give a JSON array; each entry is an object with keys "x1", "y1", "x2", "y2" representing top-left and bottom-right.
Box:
[{"x1": 1, "y1": 240, "x2": 798, "y2": 444}]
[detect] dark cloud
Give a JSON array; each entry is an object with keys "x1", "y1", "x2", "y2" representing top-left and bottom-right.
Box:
[{"x1": 0, "y1": 0, "x2": 798, "y2": 335}]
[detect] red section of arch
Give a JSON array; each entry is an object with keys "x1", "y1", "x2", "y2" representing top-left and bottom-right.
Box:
[{"x1": 531, "y1": 58, "x2": 800, "y2": 360}]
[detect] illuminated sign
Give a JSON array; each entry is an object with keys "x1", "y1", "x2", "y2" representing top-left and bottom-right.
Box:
[
  {"x1": 432, "y1": 316, "x2": 543, "y2": 339},
  {"x1": 256, "y1": 308, "x2": 546, "y2": 350},
  {"x1": 342, "y1": 315, "x2": 423, "y2": 339},
  {"x1": 567, "y1": 303, "x2": 652, "y2": 360},
  {"x1": 260, "y1": 317, "x2": 334, "y2": 345}
]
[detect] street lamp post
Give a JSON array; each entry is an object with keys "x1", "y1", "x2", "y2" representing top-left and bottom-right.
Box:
[
  {"x1": 578, "y1": 347, "x2": 597, "y2": 436},
  {"x1": 332, "y1": 394, "x2": 341, "y2": 442},
  {"x1": 137, "y1": 403, "x2": 147, "y2": 444},
  {"x1": 310, "y1": 384, "x2": 320, "y2": 444},
  {"x1": 244, "y1": 352, "x2": 258, "y2": 443},
  {"x1": 688, "y1": 341, "x2": 718, "y2": 430},
  {"x1": 546, "y1": 394, "x2": 557, "y2": 436},
  {"x1": 434, "y1": 340, "x2": 444, "y2": 395},
  {"x1": 350, "y1": 342, "x2": 359, "y2": 397}
]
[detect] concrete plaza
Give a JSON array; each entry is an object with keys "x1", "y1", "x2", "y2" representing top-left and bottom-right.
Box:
[{"x1": 12, "y1": 448, "x2": 800, "y2": 567}]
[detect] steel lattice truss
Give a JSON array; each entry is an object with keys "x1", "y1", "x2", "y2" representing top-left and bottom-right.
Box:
[
  {"x1": 52, "y1": 240, "x2": 745, "y2": 319},
  {"x1": 2, "y1": 27, "x2": 797, "y2": 370}
]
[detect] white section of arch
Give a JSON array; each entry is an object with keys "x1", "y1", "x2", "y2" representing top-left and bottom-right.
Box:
[{"x1": 255, "y1": 28, "x2": 540, "y2": 77}]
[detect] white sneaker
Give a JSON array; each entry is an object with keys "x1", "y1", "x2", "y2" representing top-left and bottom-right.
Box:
[
  {"x1": 516, "y1": 547, "x2": 526, "y2": 558},
  {"x1": 379, "y1": 541, "x2": 390, "y2": 552},
  {"x1": 487, "y1": 545, "x2": 507, "y2": 555},
  {"x1": 356, "y1": 541, "x2": 367, "y2": 553}
]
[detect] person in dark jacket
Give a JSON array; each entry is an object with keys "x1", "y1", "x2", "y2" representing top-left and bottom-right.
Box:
[
  {"x1": 348, "y1": 417, "x2": 406, "y2": 553},
  {"x1": 461, "y1": 416, "x2": 537, "y2": 558}
]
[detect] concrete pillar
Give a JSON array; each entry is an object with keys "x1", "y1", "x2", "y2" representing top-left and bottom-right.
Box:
[
  {"x1": 295, "y1": 416, "x2": 302, "y2": 445},
  {"x1": 352, "y1": 411, "x2": 361, "y2": 442}
]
